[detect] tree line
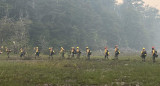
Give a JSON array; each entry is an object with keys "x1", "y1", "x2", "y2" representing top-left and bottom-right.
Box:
[{"x1": 0, "y1": 0, "x2": 159, "y2": 53}]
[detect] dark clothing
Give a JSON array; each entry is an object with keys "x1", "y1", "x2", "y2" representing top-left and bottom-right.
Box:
[
  {"x1": 36, "y1": 52, "x2": 40, "y2": 56},
  {"x1": 115, "y1": 48, "x2": 120, "y2": 60},
  {"x1": 77, "y1": 51, "x2": 81, "y2": 59},
  {"x1": 152, "y1": 56, "x2": 156, "y2": 63},
  {"x1": 87, "y1": 54, "x2": 90, "y2": 60},
  {"x1": 20, "y1": 52, "x2": 25, "y2": 58},
  {"x1": 49, "y1": 51, "x2": 54, "y2": 59},
  {"x1": 71, "y1": 49, "x2": 76, "y2": 58},
  {"x1": 7, "y1": 52, "x2": 10, "y2": 58},
  {"x1": 76, "y1": 49, "x2": 81, "y2": 59},
  {"x1": 152, "y1": 50, "x2": 158, "y2": 63},
  {"x1": 86, "y1": 49, "x2": 91, "y2": 60},
  {"x1": 61, "y1": 53, "x2": 65, "y2": 58},
  {"x1": 50, "y1": 51, "x2": 54, "y2": 56},
  {"x1": 6, "y1": 49, "x2": 11, "y2": 58},
  {"x1": 35, "y1": 52, "x2": 40, "y2": 59},
  {"x1": 141, "y1": 50, "x2": 147, "y2": 62},
  {"x1": 105, "y1": 50, "x2": 109, "y2": 59}
]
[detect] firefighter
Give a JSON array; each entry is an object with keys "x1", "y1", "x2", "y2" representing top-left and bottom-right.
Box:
[
  {"x1": 104, "y1": 47, "x2": 109, "y2": 60},
  {"x1": 141, "y1": 48, "x2": 147, "y2": 62},
  {"x1": 49, "y1": 47, "x2": 55, "y2": 59},
  {"x1": 151, "y1": 47, "x2": 158, "y2": 63},
  {"x1": 20, "y1": 48, "x2": 25, "y2": 58},
  {"x1": 76, "y1": 47, "x2": 81, "y2": 59},
  {"x1": 115, "y1": 45, "x2": 120, "y2": 60},
  {"x1": 86, "y1": 47, "x2": 92, "y2": 60},
  {"x1": 0, "y1": 46, "x2": 3, "y2": 54},
  {"x1": 71, "y1": 47, "x2": 76, "y2": 58},
  {"x1": 0, "y1": 50, "x2": 2, "y2": 54},
  {"x1": 34, "y1": 47, "x2": 40, "y2": 59},
  {"x1": 0, "y1": 46, "x2": 4, "y2": 53},
  {"x1": 6, "y1": 47, "x2": 11, "y2": 58},
  {"x1": 60, "y1": 47, "x2": 65, "y2": 58}
]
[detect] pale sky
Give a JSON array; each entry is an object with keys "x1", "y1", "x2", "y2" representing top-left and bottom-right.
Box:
[
  {"x1": 144, "y1": 0, "x2": 160, "y2": 10},
  {"x1": 117, "y1": 0, "x2": 160, "y2": 10}
]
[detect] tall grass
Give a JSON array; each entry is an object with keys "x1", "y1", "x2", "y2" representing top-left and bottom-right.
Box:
[{"x1": 0, "y1": 54, "x2": 160, "y2": 86}]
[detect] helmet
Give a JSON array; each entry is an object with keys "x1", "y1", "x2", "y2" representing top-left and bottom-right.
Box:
[
  {"x1": 152, "y1": 46, "x2": 155, "y2": 49},
  {"x1": 86, "y1": 47, "x2": 88, "y2": 49},
  {"x1": 105, "y1": 46, "x2": 107, "y2": 49},
  {"x1": 143, "y1": 48, "x2": 145, "y2": 50},
  {"x1": 77, "y1": 47, "x2": 79, "y2": 49}
]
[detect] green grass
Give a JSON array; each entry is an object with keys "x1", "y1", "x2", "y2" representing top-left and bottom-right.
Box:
[{"x1": 0, "y1": 54, "x2": 160, "y2": 86}]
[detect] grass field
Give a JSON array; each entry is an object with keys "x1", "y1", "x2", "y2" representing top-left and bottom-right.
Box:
[{"x1": 0, "y1": 54, "x2": 160, "y2": 86}]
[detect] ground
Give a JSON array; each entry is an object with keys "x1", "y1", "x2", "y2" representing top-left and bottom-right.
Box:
[{"x1": 0, "y1": 54, "x2": 160, "y2": 86}]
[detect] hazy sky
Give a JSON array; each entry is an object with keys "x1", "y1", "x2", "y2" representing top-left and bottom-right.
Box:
[
  {"x1": 144, "y1": 0, "x2": 160, "y2": 10},
  {"x1": 117, "y1": 0, "x2": 160, "y2": 10}
]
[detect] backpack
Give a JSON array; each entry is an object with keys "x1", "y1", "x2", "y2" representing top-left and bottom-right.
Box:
[
  {"x1": 52, "y1": 51, "x2": 55, "y2": 54},
  {"x1": 154, "y1": 50, "x2": 158, "y2": 57},
  {"x1": 88, "y1": 50, "x2": 92, "y2": 55},
  {"x1": 74, "y1": 49, "x2": 77, "y2": 54},
  {"x1": 106, "y1": 50, "x2": 109, "y2": 55},
  {"x1": 115, "y1": 49, "x2": 120, "y2": 55},
  {"x1": 141, "y1": 50, "x2": 147, "y2": 56}
]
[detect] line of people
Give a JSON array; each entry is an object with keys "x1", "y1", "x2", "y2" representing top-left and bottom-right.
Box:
[
  {"x1": 104, "y1": 45, "x2": 120, "y2": 60},
  {"x1": 141, "y1": 47, "x2": 158, "y2": 63},
  {"x1": 0, "y1": 45, "x2": 123, "y2": 60},
  {"x1": 33, "y1": 46, "x2": 119, "y2": 60},
  {"x1": 0, "y1": 45, "x2": 159, "y2": 62}
]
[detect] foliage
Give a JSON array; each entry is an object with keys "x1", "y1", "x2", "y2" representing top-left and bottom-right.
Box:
[
  {"x1": 0, "y1": 0, "x2": 159, "y2": 50},
  {"x1": 0, "y1": 55, "x2": 160, "y2": 86}
]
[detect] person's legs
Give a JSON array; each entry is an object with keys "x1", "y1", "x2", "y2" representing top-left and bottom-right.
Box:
[
  {"x1": 88, "y1": 55, "x2": 90, "y2": 60},
  {"x1": 153, "y1": 56, "x2": 156, "y2": 63}
]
